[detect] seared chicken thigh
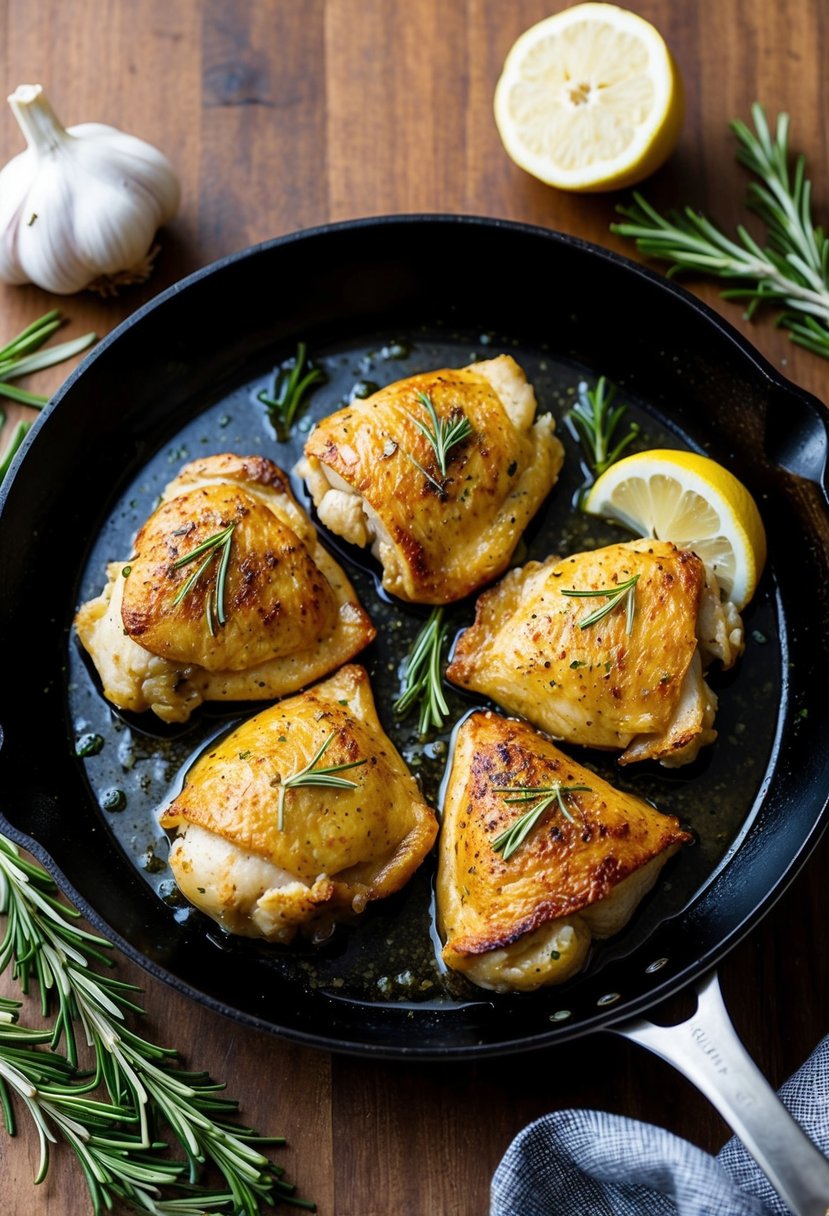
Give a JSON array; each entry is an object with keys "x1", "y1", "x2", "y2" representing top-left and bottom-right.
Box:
[
  {"x1": 296, "y1": 355, "x2": 564, "y2": 603},
  {"x1": 447, "y1": 539, "x2": 743, "y2": 766},
  {"x1": 75, "y1": 454, "x2": 375, "y2": 722},
  {"x1": 437, "y1": 711, "x2": 690, "y2": 992},
  {"x1": 160, "y1": 665, "x2": 438, "y2": 942}
]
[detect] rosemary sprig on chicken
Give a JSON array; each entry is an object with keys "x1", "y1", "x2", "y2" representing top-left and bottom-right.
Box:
[
  {"x1": 561, "y1": 573, "x2": 640, "y2": 633},
  {"x1": 491, "y1": 784, "x2": 591, "y2": 860},
  {"x1": 405, "y1": 390, "x2": 473, "y2": 475},
  {"x1": 171, "y1": 522, "x2": 236, "y2": 635},
  {"x1": 275, "y1": 732, "x2": 366, "y2": 830}
]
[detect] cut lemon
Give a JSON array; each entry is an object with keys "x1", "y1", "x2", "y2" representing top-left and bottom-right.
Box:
[
  {"x1": 494, "y1": 3, "x2": 684, "y2": 192},
  {"x1": 583, "y1": 450, "x2": 767, "y2": 609}
]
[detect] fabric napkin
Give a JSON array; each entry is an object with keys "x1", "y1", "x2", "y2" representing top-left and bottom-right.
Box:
[{"x1": 491, "y1": 1034, "x2": 829, "y2": 1216}]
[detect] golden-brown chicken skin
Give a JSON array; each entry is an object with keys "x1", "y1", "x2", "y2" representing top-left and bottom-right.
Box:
[
  {"x1": 160, "y1": 665, "x2": 438, "y2": 943},
  {"x1": 447, "y1": 539, "x2": 743, "y2": 767},
  {"x1": 437, "y1": 711, "x2": 690, "y2": 992},
  {"x1": 74, "y1": 455, "x2": 375, "y2": 722},
  {"x1": 296, "y1": 355, "x2": 564, "y2": 603}
]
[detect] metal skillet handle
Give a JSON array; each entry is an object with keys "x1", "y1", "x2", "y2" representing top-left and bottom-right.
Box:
[{"x1": 611, "y1": 970, "x2": 829, "y2": 1216}]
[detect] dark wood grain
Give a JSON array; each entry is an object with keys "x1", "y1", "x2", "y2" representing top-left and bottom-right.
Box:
[{"x1": 1, "y1": 3, "x2": 827, "y2": 1213}]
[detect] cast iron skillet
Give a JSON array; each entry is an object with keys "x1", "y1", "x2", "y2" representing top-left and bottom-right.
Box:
[
  {"x1": 1, "y1": 212, "x2": 827, "y2": 1043},
  {"x1": 1, "y1": 218, "x2": 828, "y2": 1204}
]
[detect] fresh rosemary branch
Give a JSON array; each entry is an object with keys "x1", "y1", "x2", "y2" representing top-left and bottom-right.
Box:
[
  {"x1": 491, "y1": 785, "x2": 592, "y2": 860},
  {"x1": 393, "y1": 607, "x2": 451, "y2": 736},
  {"x1": 257, "y1": 343, "x2": 326, "y2": 441},
  {"x1": 0, "y1": 309, "x2": 96, "y2": 407},
  {"x1": 0, "y1": 835, "x2": 315, "y2": 1214},
  {"x1": 567, "y1": 377, "x2": 639, "y2": 477},
  {"x1": 0, "y1": 1007, "x2": 191, "y2": 1213},
  {"x1": 561, "y1": 573, "x2": 640, "y2": 634},
  {"x1": 0, "y1": 311, "x2": 96, "y2": 485},
  {"x1": 172, "y1": 523, "x2": 235, "y2": 635},
  {"x1": 405, "y1": 391, "x2": 472, "y2": 476},
  {"x1": 275, "y1": 733, "x2": 366, "y2": 831},
  {"x1": 612, "y1": 104, "x2": 829, "y2": 358}
]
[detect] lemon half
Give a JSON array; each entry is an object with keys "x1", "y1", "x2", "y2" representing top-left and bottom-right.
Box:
[
  {"x1": 583, "y1": 449, "x2": 767, "y2": 609},
  {"x1": 494, "y1": 3, "x2": 684, "y2": 192}
]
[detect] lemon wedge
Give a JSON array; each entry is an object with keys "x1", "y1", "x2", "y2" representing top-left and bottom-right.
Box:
[
  {"x1": 583, "y1": 449, "x2": 767, "y2": 609},
  {"x1": 494, "y1": 3, "x2": 684, "y2": 192}
]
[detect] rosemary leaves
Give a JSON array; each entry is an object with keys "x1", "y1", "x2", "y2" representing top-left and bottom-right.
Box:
[
  {"x1": 275, "y1": 733, "x2": 366, "y2": 830},
  {"x1": 492, "y1": 784, "x2": 591, "y2": 860},
  {"x1": 172, "y1": 522, "x2": 235, "y2": 634},
  {"x1": 0, "y1": 420, "x2": 30, "y2": 482},
  {"x1": 257, "y1": 342, "x2": 326, "y2": 441},
  {"x1": 0, "y1": 310, "x2": 96, "y2": 486},
  {"x1": 561, "y1": 573, "x2": 640, "y2": 633},
  {"x1": 0, "y1": 309, "x2": 96, "y2": 409},
  {"x1": 567, "y1": 377, "x2": 639, "y2": 478},
  {"x1": 612, "y1": 104, "x2": 829, "y2": 359},
  {"x1": 0, "y1": 835, "x2": 315, "y2": 1213},
  {"x1": 404, "y1": 390, "x2": 472, "y2": 486},
  {"x1": 393, "y1": 607, "x2": 451, "y2": 736}
]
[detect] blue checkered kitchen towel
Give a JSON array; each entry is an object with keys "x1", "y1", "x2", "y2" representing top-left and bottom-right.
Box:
[{"x1": 491, "y1": 1035, "x2": 829, "y2": 1215}]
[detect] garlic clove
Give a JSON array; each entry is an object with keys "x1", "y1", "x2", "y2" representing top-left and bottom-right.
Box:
[{"x1": 0, "y1": 84, "x2": 181, "y2": 295}]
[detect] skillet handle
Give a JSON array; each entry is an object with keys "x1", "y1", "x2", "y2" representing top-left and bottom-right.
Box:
[
  {"x1": 764, "y1": 384, "x2": 829, "y2": 506},
  {"x1": 611, "y1": 969, "x2": 829, "y2": 1216}
]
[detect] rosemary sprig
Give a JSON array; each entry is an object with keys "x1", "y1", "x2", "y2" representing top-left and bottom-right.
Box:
[
  {"x1": 0, "y1": 309, "x2": 96, "y2": 407},
  {"x1": 0, "y1": 835, "x2": 315, "y2": 1213},
  {"x1": 567, "y1": 377, "x2": 639, "y2": 477},
  {"x1": 561, "y1": 573, "x2": 640, "y2": 634},
  {"x1": 405, "y1": 391, "x2": 472, "y2": 476},
  {"x1": 0, "y1": 419, "x2": 32, "y2": 483},
  {"x1": 0, "y1": 1009, "x2": 189, "y2": 1212},
  {"x1": 257, "y1": 343, "x2": 326, "y2": 441},
  {"x1": 612, "y1": 104, "x2": 829, "y2": 358},
  {"x1": 275, "y1": 733, "x2": 366, "y2": 831},
  {"x1": 172, "y1": 523, "x2": 235, "y2": 635},
  {"x1": 393, "y1": 607, "x2": 450, "y2": 736},
  {"x1": 404, "y1": 450, "x2": 446, "y2": 495},
  {"x1": 491, "y1": 784, "x2": 592, "y2": 860}
]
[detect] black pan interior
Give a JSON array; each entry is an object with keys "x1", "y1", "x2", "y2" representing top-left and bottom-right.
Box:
[{"x1": 1, "y1": 216, "x2": 827, "y2": 1058}]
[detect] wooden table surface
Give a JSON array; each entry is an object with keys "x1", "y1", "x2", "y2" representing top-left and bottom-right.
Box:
[{"x1": 1, "y1": 2, "x2": 828, "y2": 1213}]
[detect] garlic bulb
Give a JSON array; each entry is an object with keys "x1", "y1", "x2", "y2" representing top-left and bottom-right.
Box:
[{"x1": 0, "y1": 84, "x2": 180, "y2": 295}]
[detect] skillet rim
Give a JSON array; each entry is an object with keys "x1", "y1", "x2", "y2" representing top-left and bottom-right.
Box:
[{"x1": 4, "y1": 211, "x2": 829, "y2": 461}]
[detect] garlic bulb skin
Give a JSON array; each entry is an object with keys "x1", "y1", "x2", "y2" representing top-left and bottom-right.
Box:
[{"x1": 0, "y1": 84, "x2": 180, "y2": 295}]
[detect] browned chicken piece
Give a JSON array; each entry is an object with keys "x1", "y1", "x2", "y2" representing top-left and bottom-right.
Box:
[
  {"x1": 437, "y1": 711, "x2": 690, "y2": 992},
  {"x1": 160, "y1": 665, "x2": 438, "y2": 943},
  {"x1": 447, "y1": 539, "x2": 743, "y2": 767},
  {"x1": 296, "y1": 355, "x2": 564, "y2": 603},
  {"x1": 74, "y1": 454, "x2": 375, "y2": 722}
]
